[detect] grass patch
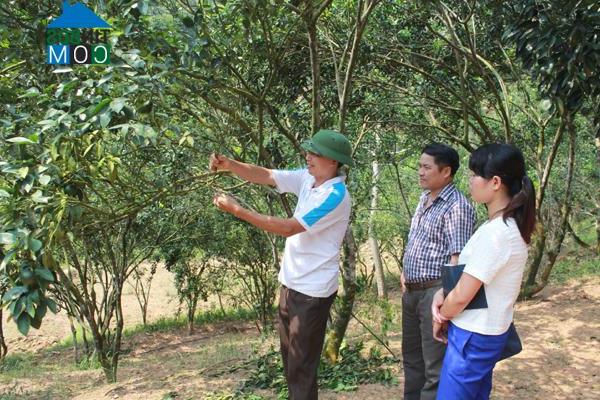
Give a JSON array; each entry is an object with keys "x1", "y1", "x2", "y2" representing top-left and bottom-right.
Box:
[
  {"x1": 74, "y1": 356, "x2": 102, "y2": 371},
  {"x1": 0, "y1": 348, "x2": 84, "y2": 381},
  {"x1": 0, "y1": 352, "x2": 36, "y2": 376},
  {"x1": 550, "y1": 217, "x2": 599, "y2": 284},
  {"x1": 161, "y1": 391, "x2": 180, "y2": 400},
  {"x1": 192, "y1": 332, "x2": 263, "y2": 370},
  {"x1": 203, "y1": 392, "x2": 266, "y2": 400},
  {"x1": 126, "y1": 306, "x2": 260, "y2": 336},
  {"x1": 0, "y1": 387, "x2": 26, "y2": 400},
  {"x1": 52, "y1": 306, "x2": 261, "y2": 351},
  {"x1": 550, "y1": 255, "x2": 599, "y2": 284}
]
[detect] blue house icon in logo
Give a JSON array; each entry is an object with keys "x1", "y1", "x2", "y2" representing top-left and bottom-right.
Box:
[{"x1": 48, "y1": 1, "x2": 111, "y2": 29}]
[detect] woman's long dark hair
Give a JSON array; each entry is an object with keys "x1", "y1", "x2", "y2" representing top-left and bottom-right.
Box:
[{"x1": 469, "y1": 143, "x2": 536, "y2": 244}]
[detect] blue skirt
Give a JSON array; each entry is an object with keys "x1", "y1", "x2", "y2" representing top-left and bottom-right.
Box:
[{"x1": 437, "y1": 323, "x2": 509, "y2": 400}]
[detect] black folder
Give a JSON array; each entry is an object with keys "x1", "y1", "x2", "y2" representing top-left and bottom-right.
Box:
[{"x1": 441, "y1": 263, "x2": 488, "y2": 309}]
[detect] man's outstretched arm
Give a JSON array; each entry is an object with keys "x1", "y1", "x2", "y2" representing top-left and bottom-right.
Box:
[
  {"x1": 210, "y1": 153, "x2": 276, "y2": 186},
  {"x1": 213, "y1": 193, "x2": 305, "y2": 238}
]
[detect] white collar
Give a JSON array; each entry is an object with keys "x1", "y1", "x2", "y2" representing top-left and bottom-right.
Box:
[{"x1": 311, "y1": 174, "x2": 346, "y2": 189}]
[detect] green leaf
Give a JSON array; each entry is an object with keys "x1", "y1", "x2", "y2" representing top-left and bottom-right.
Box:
[
  {"x1": 3, "y1": 286, "x2": 27, "y2": 302},
  {"x1": 0, "y1": 189, "x2": 10, "y2": 197},
  {"x1": 59, "y1": 80, "x2": 79, "y2": 96},
  {"x1": 46, "y1": 297, "x2": 58, "y2": 314},
  {"x1": 133, "y1": 123, "x2": 157, "y2": 138},
  {"x1": 98, "y1": 73, "x2": 113, "y2": 86},
  {"x1": 29, "y1": 290, "x2": 40, "y2": 304},
  {"x1": 31, "y1": 190, "x2": 50, "y2": 203},
  {"x1": 26, "y1": 297, "x2": 36, "y2": 318},
  {"x1": 132, "y1": 59, "x2": 145, "y2": 69},
  {"x1": 83, "y1": 143, "x2": 95, "y2": 157},
  {"x1": 38, "y1": 174, "x2": 51, "y2": 185},
  {"x1": 21, "y1": 175, "x2": 34, "y2": 193},
  {"x1": 0, "y1": 232, "x2": 15, "y2": 245},
  {"x1": 138, "y1": 0, "x2": 149, "y2": 15},
  {"x1": 31, "y1": 302, "x2": 47, "y2": 329},
  {"x1": 6, "y1": 136, "x2": 36, "y2": 144},
  {"x1": 19, "y1": 87, "x2": 40, "y2": 98},
  {"x1": 100, "y1": 112, "x2": 111, "y2": 128},
  {"x1": 9, "y1": 299, "x2": 21, "y2": 318},
  {"x1": 88, "y1": 98, "x2": 111, "y2": 118},
  {"x1": 540, "y1": 99, "x2": 553, "y2": 111},
  {"x1": 16, "y1": 313, "x2": 30, "y2": 336},
  {"x1": 35, "y1": 267, "x2": 54, "y2": 283},
  {"x1": 16, "y1": 167, "x2": 29, "y2": 179},
  {"x1": 13, "y1": 297, "x2": 26, "y2": 318},
  {"x1": 110, "y1": 97, "x2": 126, "y2": 113},
  {"x1": 0, "y1": 250, "x2": 16, "y2": 270},
  {"x1": 8, "y1": 298, "x2": 17, "y2": 315},
  {"x1": 28, "y1": 237, "x2": 42, "y2": 252},
  {"x1": 109, "y1": 123, "x2": 129, "y2": 133}
]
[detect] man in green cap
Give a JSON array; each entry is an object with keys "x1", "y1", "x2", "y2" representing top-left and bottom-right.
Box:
[{"x1": 211, "y1": 129, "x2": 353, "y2": 400}]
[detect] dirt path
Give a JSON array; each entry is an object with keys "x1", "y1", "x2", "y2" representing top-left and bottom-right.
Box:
[{"x1": 1, "y1": 277, "x2": 598, "y2": 399}]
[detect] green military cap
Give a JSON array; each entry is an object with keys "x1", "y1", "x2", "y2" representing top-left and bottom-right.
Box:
[{"x1": 301, "y1": 129, "x2": 355, "y2": 167}]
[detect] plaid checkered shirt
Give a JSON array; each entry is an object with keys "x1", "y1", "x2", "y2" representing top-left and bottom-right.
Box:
[{"x1": 403, "y1": 183, "x2": 476, "y2": 283}]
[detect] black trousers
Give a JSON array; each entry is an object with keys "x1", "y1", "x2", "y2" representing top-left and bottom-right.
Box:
[{"x1": 278, "y1": 286, "x2": 336, "y2": 400}]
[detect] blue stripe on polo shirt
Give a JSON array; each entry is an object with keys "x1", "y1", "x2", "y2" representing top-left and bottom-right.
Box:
[{"x1": 301, "y1": 182, "x2": 346, "y2": 227}]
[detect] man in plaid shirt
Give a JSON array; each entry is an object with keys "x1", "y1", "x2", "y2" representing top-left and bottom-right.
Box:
[{"x1": 401, "y1": 143, "x2": 476, "y2": 400}]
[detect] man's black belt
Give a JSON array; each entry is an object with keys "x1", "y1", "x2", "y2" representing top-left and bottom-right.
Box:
[{"x1": 405, "y1": 279, "x2": 442, "y2": 292}]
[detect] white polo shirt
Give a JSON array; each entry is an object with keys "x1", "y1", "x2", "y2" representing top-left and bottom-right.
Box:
[
  {"x1": 272, "y1": 168, "x2": 351, "y2": 298},
  {"x1": 452, "y1": 217, "x2": 529, "y2": 335}
]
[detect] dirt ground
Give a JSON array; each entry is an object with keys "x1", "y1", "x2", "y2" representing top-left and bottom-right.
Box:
[{"x1": 1, "y1": 270, "x2": 599, "y2": 400}]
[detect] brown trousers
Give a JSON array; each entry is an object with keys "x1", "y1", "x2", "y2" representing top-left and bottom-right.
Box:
[{"x1": 278, "y1": 286, "x2": 336, "y2": 400}]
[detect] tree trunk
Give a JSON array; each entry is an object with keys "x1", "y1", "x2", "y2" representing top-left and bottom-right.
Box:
[
  {"x1": 89, "y1": 323, "x2": 114, "y2": 383},
  {"x1": 522, "y1": 115, "x2": 577, "y2": 298},
  {"x1": 523, "y1": 222, "x2": 547, "y2": 291},
  {"x1": 81, "y1": 301, "x2": 116, "y2": 382},
  {"x1": 100, "y1": 352, "x2": 115, "y2": 383},
  {"x1": 141, "y1": 278, "x2": 150, "y2": 327},
  {"x1": 323, "y1": 0, "x2": 379, "y2": 362},
  {"x1": 522, "y1": 112, "x2": 567, "y2": 296},
  {"x1": 596, "y1": 202, "x2": 600, "y2": 255},
  {"x1": 324, "y1": 226, "x2": 357, "y2": 363},
  {"x1": 596, "y1": 129, "x2": 600, "y2": 254},
  {"x1": 108, "y1": 279, "x2": 125, "y2": 383},
  {"x1": 307, "y1": 22, "x2": 321, "y2": 134},
  {"x1": 338, "y1": 0, "x2": 379, "y2": 133},
  {"x1": 188, "y1": 301, "x2": 196, "y2": 335},
  {"x1": 68, "y1": 314, "x2": 79, "y2": 363},
  {"x1": 535, "y1": 116, "x2": 577, "y2": 291},
  {"x1": 0, "y1": 302, "x2": 7, "y2": 361},
  {"x1": 82, "y1": 322, "x2": 90, "y2": 357},
  {"x1": 368, "y1": 133, "x2": 386, "y2": 299},
  {"x1": 217, "y1": 292, "x2": 226, "y2": 315}
]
